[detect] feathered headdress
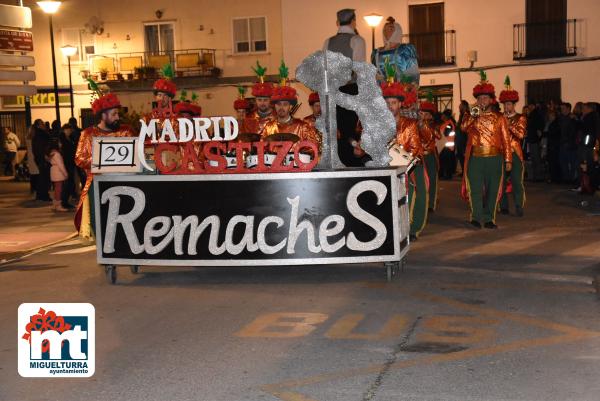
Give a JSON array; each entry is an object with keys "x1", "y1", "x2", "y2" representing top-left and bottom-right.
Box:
[
  {"x1": 88, "y1": 78, "x2": 121, "y2": 114},
  {"x1": 153, "y1": 64, "x2": 177, "y2": 97},
  {"x1": 271, "y1": 60, "x2": 297, "y2": 105},
  {"x1": 473, "y1": 69, "x2": 495, "y2": 98},
  {"x1": 251, "y1": 61, "x2": 273, "y2": 98},
  {"x1": 380, "y1": 56, "x2": 404, "y2": 100},
  {"x1": 233, "y1": 86, "x2": 250, "y2": 110},
  {"x1": 420, "y1": 90, "x2": 437, "y2": 114},
  {"x1": 499, "y1": 75, "x2": 519, "y2": 103},
  {"x1": 174, "y1": 89, "x2": 202, "y2": 117},
  {"x1": 308, "y1": 92, "x2": 320, "y2": 105}
]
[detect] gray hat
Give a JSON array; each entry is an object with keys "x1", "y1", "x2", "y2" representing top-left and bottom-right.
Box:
[{"x1": 337, "y1": 9, "x2": 356, "y2": 25}]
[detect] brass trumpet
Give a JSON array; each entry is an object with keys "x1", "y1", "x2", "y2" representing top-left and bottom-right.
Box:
[{"x1": 470, "y1": 103, "x2": 481, "y2": 117}]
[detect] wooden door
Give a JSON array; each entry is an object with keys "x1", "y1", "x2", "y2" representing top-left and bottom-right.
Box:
[
  {"x1": 526, "y1": 0, "x2": 567, "y2": 58},
  {"x1": 409, "y1": 3, "x2": 444, "y2": 66}
]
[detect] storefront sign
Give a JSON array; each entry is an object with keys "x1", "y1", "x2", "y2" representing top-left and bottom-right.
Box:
[
  {"x1": 2, "y1": 89, "x2": 70, "y2": 108},
  {"x1": 94, "y1": 169, "x2": 405, "y2": 266},
  {"x1": 0, "y1": 30, "x2": 33, "y2": 52}
]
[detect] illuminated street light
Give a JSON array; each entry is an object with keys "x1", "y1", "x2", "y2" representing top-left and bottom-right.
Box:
[
  {"x1": 363, "y1": 13, "x2": 384, "y2": 52},
  {"x1": 36, "y1": 1, "x2": 61, "y2": 14},
  {"x1": 61, "y1": 45, "x2": 77, "y2": 118},
  {"x1": 38, "y1": 1, "x2": 63, "y2": 125}
]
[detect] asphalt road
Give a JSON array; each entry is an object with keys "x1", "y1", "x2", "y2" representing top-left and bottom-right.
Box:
[{"x1": 1, "y1": 179, "x2": 599, "y2": 401}]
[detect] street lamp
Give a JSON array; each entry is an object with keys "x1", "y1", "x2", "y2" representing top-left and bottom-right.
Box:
[
  {"x1": 363, "y1": 13, "x2": 384, "y2": 53},
  {"x1": 37, "y1": 1, "x2": 62, "y2": 126},
  {"x1": 61, "y1": 45, "x2": 77, "y2": 118}
]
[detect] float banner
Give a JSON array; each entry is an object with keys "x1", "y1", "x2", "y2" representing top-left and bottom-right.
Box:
[{"x1": 94, "y1": 169, "x2": 405, "y2": 266}]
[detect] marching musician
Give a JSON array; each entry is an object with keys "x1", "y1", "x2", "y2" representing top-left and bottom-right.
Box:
[
  {"x1": 245, "y1": 61, "x2": 275, "y2": 136},
  {"x1": 499, "y1": 75, "x2": 527, "y2": 217},
  {"x1": 383, "y1": 76, "x2": 427, "y2": 241},
  {"x1": 151, "y1": 64, "x2": 177, "y2": 119},
  {"x1": 460, "y1": 71, "x2": 512, "y2": 229},
  {"x1": 262, "y1": 61, "x2": 321, "y2": 153},
  {"x1": 418, "y1": 94, "x2": 441, "y2": 212}
]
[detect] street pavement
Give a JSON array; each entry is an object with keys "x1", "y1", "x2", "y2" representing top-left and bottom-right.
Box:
[
  {"x1": 0, "y1": 178, "x2": 599, "y2": 401},
  {"x1": 0, "y1": 179, "x2": 76, "y2": 261}
]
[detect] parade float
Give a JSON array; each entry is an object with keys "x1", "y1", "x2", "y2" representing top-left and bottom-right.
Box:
[{"x1": 89, "y1": 52, "x2": 412, "y2": 284}]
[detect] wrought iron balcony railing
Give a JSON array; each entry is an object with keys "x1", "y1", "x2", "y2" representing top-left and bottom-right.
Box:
[
  {"x1": 83, "y1": 48, "x2": 220, "y2": 82},
  {"x1": 402, "y1": 30, "x2": 456, "y2": 67},
  {"x1": 513, "y1": 19, "x2": 578, "y2": 60}
]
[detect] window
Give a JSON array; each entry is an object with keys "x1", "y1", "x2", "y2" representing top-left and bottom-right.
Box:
[
  {"x1": 144, "y1": 22, "x2": 175, "y2": 55},
  {"x1": 525, "y1": 0, "x2": 568, "y2": 58},
  {"x1": 61, "y1": 28, "x2": 95, "y2": 63},
  {"x1": 526, "y1": 79, "x2": 561, "y2": 104},
  {"x1": 232, "y1": 17, "x2": 267, "y2": 54},
  {"x1": 408, "y1": 3, "x2": 451, "y2": 67}
]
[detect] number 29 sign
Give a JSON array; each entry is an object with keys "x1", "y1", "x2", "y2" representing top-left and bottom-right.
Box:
[{"x1": 91, "y1": 137, "x2": 141, "y2": 174}]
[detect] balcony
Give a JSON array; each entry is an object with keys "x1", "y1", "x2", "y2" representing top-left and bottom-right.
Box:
[
  {"x1": 402, "y1": 30, "x2": 456, "y2": 67},
  {"x1": 513, "y1": 19, "x2": 578, "y2": 60},
  {"x1": 83, "y1": 48, "x2": 220, "y2": 83}
]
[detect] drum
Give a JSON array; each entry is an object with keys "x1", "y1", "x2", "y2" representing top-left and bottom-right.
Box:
[
  {"x1": 265, "y1": 133, "x2": 300, "y2": 143},
  {"x1": 263, "y1": 152, "x2": 277, "y2": 166},
  {"x1": 284, "y1": 153, "x2": 295, "y2": 166},
  {"x1": 237, "y1": 133, "x2": 261, "y2": 143},
  {"x1": 207, "y1": 151, "x2": 237, "y2": 168},
  {"x1": 245, "y1": 154, "x2": 259, "y2": 168},
  {"x1": 296, "y1": 152, "x2": 312, "y2": 166},
  {"x1": 225, "y1": 152, "x2": 237, "y2": 169},
  {"x1": 389, "y1": 145, "x2": 417, "y2": 173}
]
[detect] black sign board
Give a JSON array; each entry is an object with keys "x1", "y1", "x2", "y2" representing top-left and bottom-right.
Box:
[{"x1": 94, "y1": 169, "x2": 408, "y2": 266}]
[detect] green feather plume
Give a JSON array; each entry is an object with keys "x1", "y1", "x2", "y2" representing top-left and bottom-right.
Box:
[
  {"x1": 191, "y1": 92, "x2": 198, "y2": 102},
  {"x1": 251, "y1": 61, "x2": 267, "y2": 78},
  {"x1": 179, "y1": 89, "x2": 188, "y2": 102},
  {"x1": 87, "y1": 78, "x2": 102, "y2": 97},
  {"x1": 425, "y1": 89, "x2": 434, "y2": 103},
  {"x1": 399, "y1": 73, "x2": 412, "y2": 84},
  {"x1": 237, "y1": 85, "x2": 246, "y2": 98},
  {"x1": 504, "y1": 75, "x2": 511, "y2": 88},
  {"x1": 278, "y1": 60, "x2": 289, "y2": 80},
  {"x1": 383, "y1": 56, "x2": 396, "y2": 82},
  {"x1": 161, "y1": 63, "x2": 174, "y2": 80},
  {"x1": 479, "y1": 70, "x2": 487, "y2": 82}
]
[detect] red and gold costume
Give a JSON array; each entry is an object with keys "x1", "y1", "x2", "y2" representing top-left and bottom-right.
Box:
[
  {"x1": 74, "y1": 94, "x2": 134, "y2": 238},
  {"x1": 265, "y1": 62, "x2": 322, "y2": 153},
  {"x1": 499, "y1": 76, "x2": 527, "y2": 213},
  {"x1": 244, "y1": 109, "x2": 274, "y2": 135},
  {"x1": 396, "y1": 117, "x2": 424, "y2": 158},
  {"x1": 383, "y1": 78, "x2": 428, "y2": 238},
  {"x1": 263, "y1": 117, "x2": 322, "y2": 149},
  {"x1": 505, "y1": 112, "x2": 527, "y2": 161},
  {"x1": 460, "y1": 71, "x2": 512, "y2": 226},
  {"x1": 418, "y1": 100, "x2": 441, "y2": 211},
  {"x1": 460, "y1": 111, "x2": 512, "y2": 162},
  {"x1": 243, "y1": 61, "x2": 275, "y2": 135}
]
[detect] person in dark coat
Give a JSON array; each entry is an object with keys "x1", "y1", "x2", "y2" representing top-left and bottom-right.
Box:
[
  {"x1": 526, "y1": 103, "x2": 544, "y2": 181},
  {"x1": 558, "y1": 102, "x2": 578, "y2": 184},
  {"x1": 68, "y1": 117, "x2": 86, "y2": 195},
  {"x1": 544, "y1": 110, "x2": 562, "y2": 183},
  {"x1": 578, "y1": 103, "x2": 600, "y2": 193},
  {"x1": 59, "y1": 124, "x2": 76, "y2": 208},
  {"x1": 31, "y1": 120, "x2": 51, "y2": 201}
]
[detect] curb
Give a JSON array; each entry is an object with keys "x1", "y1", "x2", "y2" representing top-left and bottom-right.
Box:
[{"x1": 0, "y1": 232, "x2": 79, "y2": 268}]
